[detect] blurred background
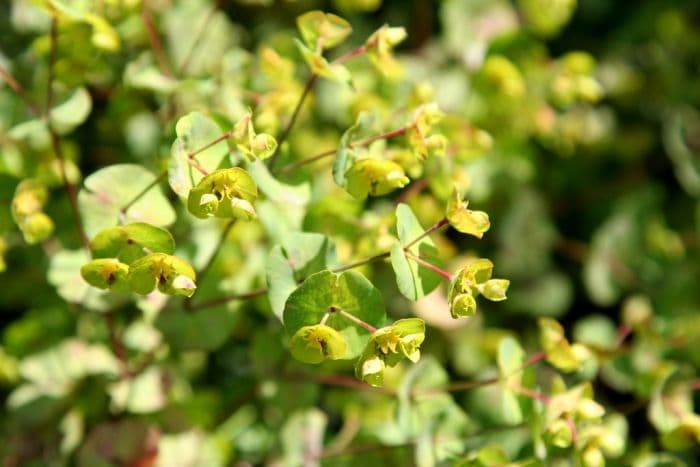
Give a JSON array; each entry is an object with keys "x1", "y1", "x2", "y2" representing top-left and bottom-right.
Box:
[{"x1": 1, "y1": 0, "x2": 700, "y2": 465}]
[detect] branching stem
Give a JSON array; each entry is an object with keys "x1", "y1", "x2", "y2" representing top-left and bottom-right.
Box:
[
  {"x1": 278, "y1": 126, "x2": 408, "y2": 174},
  {"x1": 337, "y1": 308, "x2": 377, "y2": 333},
  {"x1": 47, "y1": 15, "x2": 91, "y2": 253},
  {"x1": 119, "y1": 170, "x2": 168, "y2": 215},
  {"x1": 404, "y1": 251, "x2": 453, "y2": 281}
]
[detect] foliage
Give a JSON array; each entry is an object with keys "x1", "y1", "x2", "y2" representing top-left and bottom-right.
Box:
[{"x1": 1, "y1": 0, "x2": 700, "y2": 466}]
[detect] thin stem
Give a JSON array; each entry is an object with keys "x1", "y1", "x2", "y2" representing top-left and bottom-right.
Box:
[
  {"x1": 337, "y1": 308, "x2": 377, "y2": 333},
  {"x1": 47, "y1": 15, "x2": 91, "y2": 253},
  {"x1": 278, "y1": 126, "x2": 408, "y2": 174},
  {"x1": 404, "y1": 251, "x2": 453, "y2": 281},
  {"x1": 320, "y1": 313, "x2": 330, "y2": 326},
  {"x1": 177, "y1": 5, "x2": 217, "y2": 75},
  {"x1": 267, "y1": 74, "x2": 318, "y2": 171},
  {"x1": 268, "y1": 43, "x2": 370, "y2": 172},
  {"x1": 142, "y1": 4, "x2": 173, "y2": 77},
  {"x1": 104, "y1": 310, "x2": 129, "y2": 378},
  {"x1": 0, "y1": 65, "x2": 40, "y2": 115},
  {"x1": 515, "y1": 386, "x2": 551, "y2": 404},
  {"x1": 119, "y1": 170, "x2": 167, "y2": 215},
  {"x1": 332, "y1": 44, "x2": 367, "y2": 65},
  {"x1": 196, "y1": 220, "x2": 235, "y2": 284},
  {"x1": 187, "y1": 155, "x2": 209, "y2": 175},
  {"x1": 403, "y1": 217, "x2": 448, "y2": 250},
  {"x1": 188, "y1": 131, "x2": 232, "y2": 159},
  {"x1": 186, "y1": 212, "x2": 448, "y2": 310},
  {"x1": 331, "y1": 251, "x2": 391, "y2": 273},
  {"x1": 186, "y1": 286, "x2": 268, "y2": 311}
]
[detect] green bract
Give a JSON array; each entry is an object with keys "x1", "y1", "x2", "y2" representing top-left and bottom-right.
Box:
[
  {"x1": 448, "y1": 259, "x2": 510, "y2": 318},
  {"x1": 345, "y1": 158, "x2": 410, "y2": 200},
  {"x1": 355, "y1": 318, "x2": 425, "y2": 387},
  {"x1": 231, "y1": 112, "x2": 278, "y2": 161},
  {"x1": 539, "y1": 318, "x2": 590, "y2": 372},
  {"x1": 187, "y1": 168, "x2": 258, "y2": 220},
  {"x1": 80, "y1": 259, "x2": 130, "y2": 293},
  {"x1": 127, "y1": 253, "x2": 197, "y2": 297},
  {"x1": 297, "y1": 11, "x2": 352, "y2": 51},
  {"x1": 294, "y1": 39, "x2": 352, "y2": 84},
  {"x1": 446, "y1": 186, "x2": 491, "y2": 238},
  {"x1": 407, "y1": 102, "x2": 447, "y2": 160},
  {"x1": 283, "y1": 270, "x2": 386, "y2": 359},
  {"x1": 289, "y1": 324, "x2": 348, "y2": 364},
  {"x1": 365, "y1": 24, "x2": 407, "y2": 77}
]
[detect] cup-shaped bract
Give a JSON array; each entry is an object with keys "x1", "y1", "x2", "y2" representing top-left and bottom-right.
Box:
[
  {"x1": 289, "y1": 324, "x2": 348, "y2": 364},
  {"x1": 446, "y1": 186, "x2": 491, "y2": 238},
  {"x1": 345, "y1": 158, "x2": 409, "y2": 200},
  {"x1": 81, "y1": 258, "x2": 131, "y2": 293},
  {"x1": 127, "y1": 253, "x2": 197, "y2": 297},
  {"x1": 187, "y1": 168, "x2": 258, "y2": 220},
  {"x1": 355, "y1": 318, "x2": 425, "y2": 387},
  {"x1": 297, "y1": 11, "x2": 352, "y2": 51}
]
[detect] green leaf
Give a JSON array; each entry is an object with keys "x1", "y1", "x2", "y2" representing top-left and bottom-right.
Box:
[
  {"x1": 296, "y1": 11, "x2": 352, "y2": 50},
  {"x1": 169, "y1": 112, "x2": 230, "y2": 198},
  {"x1": 156, "y1": 306, "x2": 239, "y2": 352},
  {"x1": 390, "y1": 203, "x2": 443, "y2": 300},
  {"x1": 80, "y1": 258, "x2": 130, "y2": 292},
  {"x1": 289, "y1": 324, "x2": 348, "y2": 363},
  {"x1": 283, "y1": 270, "x2": 385, "y2": 359},
  {"x1": 187, "y1": 168, "x2": 258, "y2": 220},
  {"x1": 127, "y1": 253, "x2": 196, "y2": 297},
  {"x1": 332, "y1": 119, "x2": 360, "y2": 188},
  {"x1": 500, "y1": 388, "x2": 524, "y2": 425},
  {"x1": 497, "y1": 336, "x2": 525, "y2": 388},
  {"x1": 49, "y1": 87, "x2": 92, "y2": 135},
  {"x1": 48, "y1": 249, "x2": 118, "y2": 311},
  {"x1": 446, "y1": 185, "x2": 490, "y2": 238},
  {"x1": 90, "y1": 223, "x2": 175, "y2": 264},
  {"x1": 266, "y1": 232, "x2": 337, "y2": 320},
  {"x1": 78, "y1": 164, "x2": 175, "y2": 238}
]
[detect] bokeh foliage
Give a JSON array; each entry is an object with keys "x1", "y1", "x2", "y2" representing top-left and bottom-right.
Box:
[{"x1": 1, "y1": 0, "x2": 700, "y2": 466}]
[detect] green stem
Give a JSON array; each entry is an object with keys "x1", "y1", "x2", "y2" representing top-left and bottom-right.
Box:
[
  {"x1": 47, "y1": 15, "x2": 91, "y2": 254},
  {"x1": 268, "y1": 74, "x2": 318, "y2": 171},
  {"x1": 0, "y1": 64, "x2": 40, "y2": 115},
  {"x1": 119, "y1": 170, "x2": 167, "y2": 215},
  {"x1": 177, "y1": 5, "x2": 217, "y2": 75},
  {"x1": 336, "y1": 308, "x2": 377, "y2": 333},
  {"x1": 186, "y1": 286, "x2": 268, "y2": 311},
  {"x1": 320, "y1": 312, "x2": 330, "y2": 326},
  {"x1": 403, "y1": 217, "x2": 448, "y2": 250},
  {"x1": 142, "y1": 4, "x2": 173, "y2": 77},
  {"x1": 404, "y1": 251, "x2": 453, "y2": 281},
  {"x1": 186, "y1": 213, "x2": 446, "y2": 310},
  {"x1": 514, "y1": 386, "x2": 551, "y2": 404},
  {"x1": 278, "y1": 126, "x2": 408, "y2": 174}
]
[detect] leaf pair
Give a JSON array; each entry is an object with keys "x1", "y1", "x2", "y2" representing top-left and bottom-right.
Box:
[{"x1": 80, "y1": 223, "x2": 196, "y2": 297}]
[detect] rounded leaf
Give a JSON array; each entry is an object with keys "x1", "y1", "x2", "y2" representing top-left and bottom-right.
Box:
[{"x1": 283, "y1": 270, "x2": 385, "y2": 359}]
